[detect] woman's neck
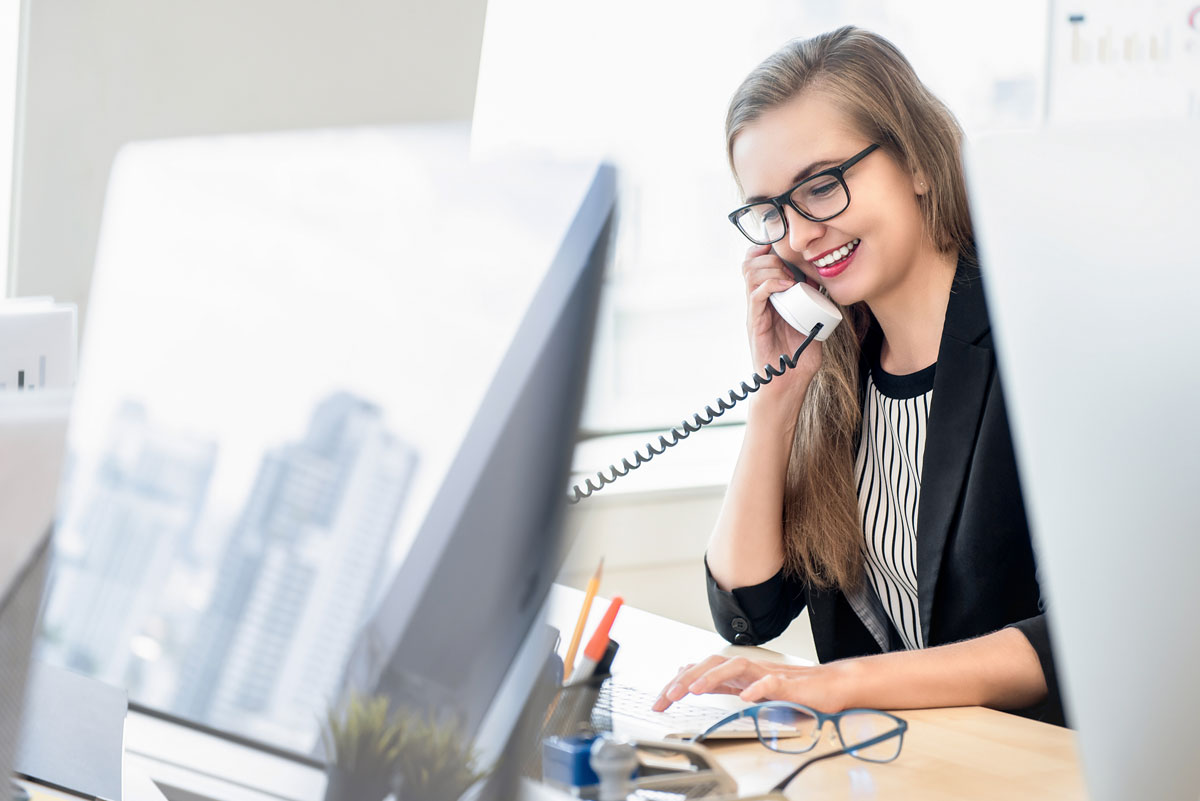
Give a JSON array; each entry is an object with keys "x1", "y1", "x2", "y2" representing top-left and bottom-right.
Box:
[{"x1": 870, "y1": 246, "x2": 958, "y2": 375}]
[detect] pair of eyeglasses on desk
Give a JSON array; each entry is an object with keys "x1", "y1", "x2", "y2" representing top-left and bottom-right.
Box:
[{"x1": 689, "y1": 702, "x2": 908, "y2": 793}]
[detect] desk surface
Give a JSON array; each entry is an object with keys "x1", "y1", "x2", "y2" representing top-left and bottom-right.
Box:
[{"x1": 546, "y1": 584, "x2": 1087, "y2": 800}]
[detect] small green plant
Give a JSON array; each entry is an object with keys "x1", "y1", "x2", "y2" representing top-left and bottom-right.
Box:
[
  {"x1": 321, "y1": 692, "x2": 406, "y2": 799},
  {"x1": 394, "y1": 713, "x2": 489, "y2": 801}
]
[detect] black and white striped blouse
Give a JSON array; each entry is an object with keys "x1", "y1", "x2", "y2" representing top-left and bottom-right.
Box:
[{"x1": 852, "y1": 361, "x2": 936, "y2": 651}]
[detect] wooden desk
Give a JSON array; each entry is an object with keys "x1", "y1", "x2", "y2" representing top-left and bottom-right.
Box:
[{"x1": 546, "y1": 585, "x2": 1087, "y2": 799}]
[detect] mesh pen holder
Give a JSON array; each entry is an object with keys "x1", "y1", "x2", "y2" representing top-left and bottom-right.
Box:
[
  {"x1": 543, "y1": 673, "x2": 613, "y2": 739},
  {"x1": 524, "y1": 673, "x2": 614, "y2": 780}
]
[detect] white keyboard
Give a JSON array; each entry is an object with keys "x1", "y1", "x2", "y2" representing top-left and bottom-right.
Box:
[{"x1": 606, "y1": 682, "x2": 760, "y2": 739}]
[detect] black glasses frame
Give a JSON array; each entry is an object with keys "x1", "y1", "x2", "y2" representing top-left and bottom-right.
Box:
[{"x1": 727, "y1": 143, "x2": 880, "y2": 245}]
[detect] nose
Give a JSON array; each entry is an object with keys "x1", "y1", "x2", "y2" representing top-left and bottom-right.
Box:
[{"x1": 784, "y1": 205, "x2": 826, "y2": 257}]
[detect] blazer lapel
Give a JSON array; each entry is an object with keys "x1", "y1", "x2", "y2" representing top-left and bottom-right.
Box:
[{"x1": 916, "y1": 260, "x2": 994, "y2": 643}]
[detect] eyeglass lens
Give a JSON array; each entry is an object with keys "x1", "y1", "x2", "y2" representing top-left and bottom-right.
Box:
[
  {"x1": 735, "y1": 175, "x2": 848, "y2": 244},
  {"x1": 752, "y1": 705, "x2": 821, "y2": 754},
  {"x1": 752, "y1": 706, "x2": 901, "y2": 761},
  {"x1": 836, "y1": 710, "x2": 903, "y2": 762}
]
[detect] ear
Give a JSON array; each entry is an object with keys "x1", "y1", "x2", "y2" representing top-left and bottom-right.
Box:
[{"x1": 912, "y1": 169, "x2": 929, "y2": 196}]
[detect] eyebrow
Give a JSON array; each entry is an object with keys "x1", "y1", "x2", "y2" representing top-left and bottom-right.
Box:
[{"x1": 745, "y1": 159, "x2": 840, "y2": 203}]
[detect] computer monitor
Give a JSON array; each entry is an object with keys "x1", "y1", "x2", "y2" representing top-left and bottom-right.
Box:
[
  {"x1": 966, "y1": 123, "x2": 1200, "y2": 801},
  {"x1": 0, "y1": 392, "x2": 70, "y2": 787},
  {"x1": 337, "y1": 162, "x2": 614, "y2": 787},
  {"x1": 45, "y1": 123, "x2": 613, "y2": 782}
]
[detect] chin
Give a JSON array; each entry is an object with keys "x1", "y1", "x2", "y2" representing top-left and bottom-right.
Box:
[
  {"x1": 820, "y1": 279, "x2": 867, "y2": 309},
  {"x1": 820, "y1": 257, "x2": 883, "y2": 308}
]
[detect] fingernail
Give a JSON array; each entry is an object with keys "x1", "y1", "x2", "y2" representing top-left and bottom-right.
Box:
[{"x1": 688, "y1": 680, "x2": 705, "y2": 693}]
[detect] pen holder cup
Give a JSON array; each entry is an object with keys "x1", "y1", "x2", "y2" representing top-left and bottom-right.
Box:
[
  {"x1": 543, "y1": 674, "x2": 613, "y2": 740},
  {"x1": 524, "y1": 674, "x2": 613, "y2": 780}
]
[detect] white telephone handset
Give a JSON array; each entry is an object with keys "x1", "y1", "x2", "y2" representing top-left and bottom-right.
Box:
[
  {"x1": 569, "y1": 277, "x2": 843, "y2": 502},
  {"x1": 768, "y1": 281, "x2": 842, "y2": 340}
]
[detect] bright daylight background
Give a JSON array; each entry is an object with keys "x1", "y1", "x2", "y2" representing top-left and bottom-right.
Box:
[
  {"x1": 10, "y1": 0, "x2": 1195, "y2": 759},
  {"x1": 26, "y1": 0, "x2": 1050, "y2": 754}
]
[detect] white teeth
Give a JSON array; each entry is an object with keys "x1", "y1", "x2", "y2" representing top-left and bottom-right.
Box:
[{"x1": 815, "y1": 239, "x2": 860, "y2": 268}]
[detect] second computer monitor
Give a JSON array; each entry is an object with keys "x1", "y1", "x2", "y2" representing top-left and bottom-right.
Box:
[{"x1": 967, "y1": 123, "x2": 1200, "y2": 801}]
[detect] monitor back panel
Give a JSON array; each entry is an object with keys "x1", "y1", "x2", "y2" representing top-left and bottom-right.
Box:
[
  {"x1": 966, "y1": 123, "x2": 1200, "y2": 801},
  {"x1": 0, "y1": 393, "x2": 70, "y2": 785},
  {"x1": 0, "y1": 540, "x2": 49, "y2": 786}
]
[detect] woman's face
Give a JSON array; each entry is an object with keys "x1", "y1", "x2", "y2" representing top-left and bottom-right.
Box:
[{"x1": 731, "y1": 90, "x2": 928, "y2": 308}]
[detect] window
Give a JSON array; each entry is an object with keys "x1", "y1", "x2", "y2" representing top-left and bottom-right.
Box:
[
  {"x1": 0, "y1": 2, "x2": 21, "y2": 291},
  {"x1": 473, "y1": 0, "x2": 1048, "y2": 435}
]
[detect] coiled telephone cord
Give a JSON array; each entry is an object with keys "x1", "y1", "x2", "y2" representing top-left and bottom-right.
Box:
[{"x1": 568, "y1": 323, "x2": 823, "y2": 503}]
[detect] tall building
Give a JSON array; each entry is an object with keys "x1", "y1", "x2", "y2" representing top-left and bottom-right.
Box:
[
  {"x1": 41, "y1": 401, "x2": 216, "y2": 687},
  {"x1": 174, "y1": 392, "x2": 417, "y2": 747}
]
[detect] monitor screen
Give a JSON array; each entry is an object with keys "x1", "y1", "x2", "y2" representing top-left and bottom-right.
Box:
[
  {"x1": 338, "y1": 163, "x2": 615, "y2": 775},
  {"x1": 41, "y1": 125, "x2": 613, "y2": 764}
]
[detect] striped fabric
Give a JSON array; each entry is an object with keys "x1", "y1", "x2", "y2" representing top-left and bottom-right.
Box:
[{"x1": 853, "y1": 365, "x2": 935, "y2": 651}]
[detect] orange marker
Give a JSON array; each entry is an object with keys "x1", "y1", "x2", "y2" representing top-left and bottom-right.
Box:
[{"x1": 565, "y1": 596, "x2": 623, "y2": 686}]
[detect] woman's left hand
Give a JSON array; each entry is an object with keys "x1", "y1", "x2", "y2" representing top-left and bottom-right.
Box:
[{"x1": 651, "y1": 654, "x2": 851, "y2": 713}]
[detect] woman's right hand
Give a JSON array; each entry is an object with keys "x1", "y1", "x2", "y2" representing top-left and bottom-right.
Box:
[{"x1": 742, "y1": 244, "x2": 823, "y2": 410}]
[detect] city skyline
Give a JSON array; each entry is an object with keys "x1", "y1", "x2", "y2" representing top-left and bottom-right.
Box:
[
  {"x1": 41, "y1": 400, "x2": 216, "y2": 687},
  {"x1": 41, "y1": 390, "x2": 418, "y2": 750}
]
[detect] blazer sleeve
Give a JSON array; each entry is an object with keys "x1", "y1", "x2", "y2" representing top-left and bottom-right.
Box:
[
  {"x1": 705, "y1": 555, "x2": 807, "y2": 646},
  {"x1": 1007, "y1": 613, "x2": 1067, "y2": 726}
]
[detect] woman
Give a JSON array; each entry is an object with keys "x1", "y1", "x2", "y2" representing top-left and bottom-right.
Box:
[{"x1": 652, "y1": 26, "x2": 1063, "y2": 725}]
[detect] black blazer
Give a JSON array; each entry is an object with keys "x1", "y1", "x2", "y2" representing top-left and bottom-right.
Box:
[{"x1": 706, "y1": 257, "x2": 1065, "y2": 726}]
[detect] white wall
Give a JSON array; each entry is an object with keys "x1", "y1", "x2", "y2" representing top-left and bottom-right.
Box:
[
  {"x1": 558, "y1": 481, "x2": 819, "y2": 664},
  {"x1": 9, "y1": 0, "x2": 489, "y2": 326}
]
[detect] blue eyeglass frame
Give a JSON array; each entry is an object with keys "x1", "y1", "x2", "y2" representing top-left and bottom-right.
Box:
[
  {"x1": 692, "y1": 700, "x2": 907, "y2": 758},
  {"x1": 691, "y1": 701, "x2": 908, "y2": 793}
]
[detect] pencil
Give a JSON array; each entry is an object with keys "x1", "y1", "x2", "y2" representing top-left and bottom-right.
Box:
[{"x1": 563, "y1": 558, "x2": 603, "y2": 682}]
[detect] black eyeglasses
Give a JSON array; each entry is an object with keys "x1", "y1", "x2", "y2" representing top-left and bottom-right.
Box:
[
  {"x1": 691, "y1": 701, "x2": 906, "y2": 792},
  {"x1": 728, "y1": 143, "x2": 880, "y2": 245}
]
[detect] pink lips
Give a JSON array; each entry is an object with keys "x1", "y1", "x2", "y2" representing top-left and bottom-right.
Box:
[{"x1": 816, "y1": 243, "x2": 858, "y2": 278}]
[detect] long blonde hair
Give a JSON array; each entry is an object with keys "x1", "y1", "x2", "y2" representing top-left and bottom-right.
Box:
[{"x1": 726, "y1": 26, "x2": 974, "y2": 590}]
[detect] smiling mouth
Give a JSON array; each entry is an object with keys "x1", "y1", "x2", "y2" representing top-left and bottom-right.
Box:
[{"x1": 812, "y1": 238, "x2": 860, "y2": 268}]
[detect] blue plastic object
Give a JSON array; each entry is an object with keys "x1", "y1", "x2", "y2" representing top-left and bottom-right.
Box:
[{"x1": 542, "y1": 734, "x2": 601, "y2": 788}]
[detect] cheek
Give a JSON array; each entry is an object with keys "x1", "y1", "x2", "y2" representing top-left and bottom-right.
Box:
[
  {"x1": 860, "y1": 195, "x2": 925, "y2": 254},
  {"x1": 892, "y1": 205, "x2": 928, "y2": 254},
  {"x1": 857, "y1": 169, "x2": 923, "y2": 232}
]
